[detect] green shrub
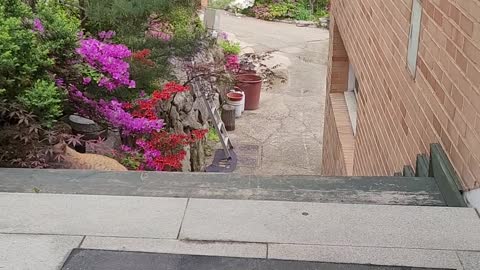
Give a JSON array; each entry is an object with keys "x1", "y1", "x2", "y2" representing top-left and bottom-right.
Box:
[
  {"x1": 36, "y1": 1, "x2": 81, "y2": 63},
  {"x1": 168, "y1": 6, "x2": 206, "y2": 56},
  {"x1": 2, "y1": 0, "x2": 31, "y2": 18},
  {"x1": 0, "y1": 1, "x2": 53, "y2": 99},
  {"x1": 269, "y1": 3, "x2": 294, "y2": 18},
  {"x1": 84, "y1": 0, "x2": 205, "y2": 91},
  {"x1": 218, "y1": 40, "x2": 241, "y2": 55},
  {"x1": 248, "y1": 0, "x2": 329, "y2": 20},
  {"x1": 314, "y1": 8, "x2": 329, "y2": 18},
  {"x1": 85, "y1": 0, "x2": 180, "y2": 36},
  {"x1": 210, "y1": 0, "x2": 233, "y2": 10},
  {"x1": 294, "y1": 5, "x2": 313, "y2": 20},
  {"x1": 18, "y1": 79, "x2": 64, "y2": 127}
]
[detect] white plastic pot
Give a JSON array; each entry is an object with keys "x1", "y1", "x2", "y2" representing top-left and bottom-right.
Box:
[{"x1": 227, "y1": 99, "x2": 243, "y2": 118}]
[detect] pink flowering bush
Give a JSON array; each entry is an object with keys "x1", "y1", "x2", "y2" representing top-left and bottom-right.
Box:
[
  {"x1": 99, "y1": 99, "x2": 164, "y2": 135},
  {"x1": 66, "y1": 78, "x2": 163, "y2": 136},
  {"x1": 76, "y1": 38, "x2": 136, "y2": 91},
  {"x1": 225, "y1": 54, "x2": 240, "y2": 73}
]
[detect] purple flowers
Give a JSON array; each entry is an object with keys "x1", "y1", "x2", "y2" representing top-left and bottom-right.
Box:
[
  {"x1": 98, "y1": 30, "x2": 116, "y2": 41},
  {"x1": 82, "y1": 77, "x2": 92, "y2": 85},
  {"x1": 99, "y1": 100, "x2": 164, "y2": 135},
  {"x1": 219, "y1": 32, "x2": 228, "y2": 40},
  {"x1": 136, "y1": 139, "x2": 162, "y2": 170},
  {"x1": 121, "y1": 145, "x2": 133, "y2": 152},
  {"x1": 67, "y1": 85, "x2": 163, "y2": 135},
  {"x1": 33, "y1": 18, "x2": 45, "y2": 33},
  {"x1": 55, "y1": 78, "x2": 65, "y2": 88},
  {"x1": 76, "y1": 38, "x2": 135, "y2": 91}
]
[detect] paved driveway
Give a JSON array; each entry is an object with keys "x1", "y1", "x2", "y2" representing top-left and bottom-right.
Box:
[{"x1": 218, "y1": 12, "x2": 330, "y2": 175}]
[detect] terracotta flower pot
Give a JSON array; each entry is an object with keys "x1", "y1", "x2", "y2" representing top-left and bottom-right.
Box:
[{"x1": 235, "y1": 74, "x2": 262, "y2": 110}]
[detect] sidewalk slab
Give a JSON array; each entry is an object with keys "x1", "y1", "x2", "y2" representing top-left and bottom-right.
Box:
[
  {"x1": 0, "y1": 193, "x2": 187, "y2": 238},
  {"x1": 81, "y1": 237, "x2": 266, "y2": 258},
  {"x1": 179, "y1": 199, "x2": 480, "y2": 251},
  {"x1": 0, "y1": 233, "x2": 82, "y2": 270},
  {"x1": 268, "y1": 244, "x2": 462, "y2": 269},
  {"x1": 456, "y1": 251, "x2": 480, "y2": 270}
]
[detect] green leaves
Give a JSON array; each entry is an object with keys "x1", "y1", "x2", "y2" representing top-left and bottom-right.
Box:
[
  {"x1": 218, "y1": 40, "x2": 241, "y2": 55},
  {"x1": 36, "y1": 0, "x2": 81, "y2": 62},
  {"x1": 0, "y1": 1, "x2": 52, "y2": 98},
  {"x1": 18, "y1": 79, "x2": 64, "y2": 127}
]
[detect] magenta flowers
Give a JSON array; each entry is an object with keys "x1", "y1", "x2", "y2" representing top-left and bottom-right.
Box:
[
  {"x1": 33, "y1": 18, "x2": 45, "y2": 33},
  {"x1": 99, "y1": 100, "x2": 164, "y2": 135},
  {"x1": 67, "y1": 85, "x2": 163, "y2": 135},
  {"x1": 76, "y1": 38, "x2": 136, "y2": 91},
  {"x1": 225, "y1": 54, "x2": 240, "y2": 72}
]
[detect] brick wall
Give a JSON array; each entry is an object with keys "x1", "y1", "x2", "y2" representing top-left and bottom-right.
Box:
[
  {"x1": 323, "y1": 0, "x2": 480, "y2": 190},
  {"x1": 322, "y1": 96, "x2": 348, "y2": 175},
  {"x1": 322, "y1": 16, "x2": 350, "y2": 175}
]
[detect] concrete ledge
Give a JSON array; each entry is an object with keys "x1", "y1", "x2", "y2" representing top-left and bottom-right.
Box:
[
  {"x1": 0, "y1": 168, "x2": 446, "y2": 206},
  {"x1": 81, "y1": 237, "x2": 266, "y2": 259},
  {"x1": 268, "y1": 244, "x2": 462, "y2": 269}
]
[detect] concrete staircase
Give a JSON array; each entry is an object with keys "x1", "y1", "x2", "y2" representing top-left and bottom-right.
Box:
[{"x1": 0, "y1": 168, "x2": 454, "y2": 207}]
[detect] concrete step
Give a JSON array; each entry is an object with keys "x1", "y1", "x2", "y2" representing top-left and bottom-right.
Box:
[
  {"x1": 0, "y1": 169, "x2": 445, "y2": 206},
  {"x1": 1, "y1": 192, "x2": 479, "y2": 270},
  {"x1": 61, "y1": 249, "x2": 445, "y2": 270}
]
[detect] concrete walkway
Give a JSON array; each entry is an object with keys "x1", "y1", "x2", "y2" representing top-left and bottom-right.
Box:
[
  {"x1": 1, "y1": 192, "x2": 480, "y2": 269},
  {"x1": 217, "y1": 12, "x2": 329, "y2": 175}
]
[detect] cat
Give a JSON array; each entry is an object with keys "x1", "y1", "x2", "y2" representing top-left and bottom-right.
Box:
[{"x1": 53, "y1": 142, "x2": 128, "y2": 171}]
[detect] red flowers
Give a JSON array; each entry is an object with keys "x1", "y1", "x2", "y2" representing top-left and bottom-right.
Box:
[
  {"x1": 192, "y1": 129, "x2": 208, "y2": 140},
  {"x1": 157, "y1": 82, "x2": 190, "y2": 100},
  {"x1": 130, "y1": 82, "x2": 189, "y2": 120},
  {"x1": 122, "y1": 81, "x2": 205, "y2": 171},
  {"x1": 132, "y1": 49, "x2": 155, "y2": 67},
  {"x1": 137, "y1": 129, "x2": 208, "y2": 171}
]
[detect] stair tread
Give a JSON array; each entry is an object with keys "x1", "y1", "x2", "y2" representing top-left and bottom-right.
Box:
[{"x1": 0, "y1": 169, "x2": 446, "y2": 206}]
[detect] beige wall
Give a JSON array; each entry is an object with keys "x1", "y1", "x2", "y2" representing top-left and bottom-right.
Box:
[{"x1": 322, "y1": 0, "x2": 480, "y2": 190}]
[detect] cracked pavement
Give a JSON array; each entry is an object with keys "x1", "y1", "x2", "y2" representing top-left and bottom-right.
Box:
[{"x1": 218, "y1": 12, "x2": 329, "y2": 175}]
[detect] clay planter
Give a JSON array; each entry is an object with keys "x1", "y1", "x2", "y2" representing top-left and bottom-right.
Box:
[{"x1": 235, "y1": 74, "x2": 262, "y2": 110}]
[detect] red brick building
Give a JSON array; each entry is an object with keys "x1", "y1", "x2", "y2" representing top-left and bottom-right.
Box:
[{"x1": 322, "y1": 0, "x2": 480, "y2": 203}]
